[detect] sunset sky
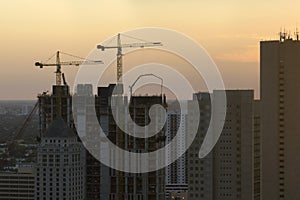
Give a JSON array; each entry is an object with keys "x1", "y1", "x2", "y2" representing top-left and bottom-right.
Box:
[{"x1": 0, "y1": 0, "x2": 300, "y2": 100}]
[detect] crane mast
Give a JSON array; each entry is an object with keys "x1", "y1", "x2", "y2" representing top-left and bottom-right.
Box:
[
  {"x1": 97, "y1": 33, "x2": 162, "y2": 94},
  {"x1": 117, "y1": 33, "x2": 123, "y2": 83},
  {"x1": 56, "y1": 51, "x2": 62, "y2": 85}
]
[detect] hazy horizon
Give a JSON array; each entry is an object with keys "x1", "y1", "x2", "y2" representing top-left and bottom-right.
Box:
[{"x1": 1, "y1": 0, "x2": 299, "y2": 100}]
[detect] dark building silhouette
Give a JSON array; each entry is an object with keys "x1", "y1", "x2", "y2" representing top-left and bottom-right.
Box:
[
  {"x1": 73, "y1": 84, "x2": 102, "y2": 200},
  {"x1": 165, "y1": 109, "x2": 188, "y2": 200},
  {"x1": 39, "y1": 83, "x2": 167, "y2": 200},
  {"x1": 35, "y1": 117, "x2": 86, "y2": 199},
  {"x1": 97, "y1": 90, "x2": 167, "y2": 200},
  {"x1": 261, "y1": 37, "x2": 300, "y2": 200},
  {"x1": 188, "y1": 90, "x2": 256, "y2": 200},
  {"x1": 38, "y1": 85, "x2": 73, "y2": 137}
]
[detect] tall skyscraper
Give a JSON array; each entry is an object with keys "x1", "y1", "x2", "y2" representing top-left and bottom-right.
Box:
[
  {"x1": 128, "y1": 95, "x2": 166, "y2": 200},
  {"x1": 188, "y1": 90, "x2": 255, "y2": 200},
  {"x1": 39, "y1": 83, "x2": 168, "y2": 200},
  {"x1": 260, "y1": 36, "x2": 300, "y2": 200},
  {"x1": 102, "y1": 94, "x2": 166, "y2": 200},
  {"x1": 35, "y1": 117, "x2": 86, "y2": 199},
  {"x1": 253, "y1": 100, "x2": 261, "y2": 200},
  {"x1": 74, "y1": 84, "x2": 167, "y2": 200},
  {"x1": 36, "y1": 85, "x2": 89, "y2": 199},
  {"x1": 187, "y1": 92, "x2": 213, "y2": 200},
  {"x1": 73, "y1": 84, "x2": 102, "y2": 200},
  {"x1": 165, "y1": 110, "x2": 188, "y2": 200}
]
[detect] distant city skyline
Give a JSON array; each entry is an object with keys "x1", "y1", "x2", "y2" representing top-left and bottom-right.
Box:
[
  {"x1": 1, "y1": 36, "x2": 300, "y2": 199},
  {"x1": 1, "y1": 0, "x2": 300, "y2": 99}
]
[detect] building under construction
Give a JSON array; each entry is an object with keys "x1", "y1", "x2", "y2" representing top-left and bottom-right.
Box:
[
  {"x1": 38, "y1": 82, "x2": 168, "y2": 200},
  {"x1": 38, "y1": 85, "x2": 73, "y2": 137},
  {"x1": 96, "y1": 84, "x2": 167, "y2": 200},
  {"x1": 35, "y1": 33, "x2": 166, "y2": 199}
]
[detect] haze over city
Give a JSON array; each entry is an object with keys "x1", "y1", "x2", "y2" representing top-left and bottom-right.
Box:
[
  {"x1": 1, "y1": 0, "x2": 300, "y2": 99},
  {"x1": 1, "y1": 1, "x2": 300, "y2": 200}
]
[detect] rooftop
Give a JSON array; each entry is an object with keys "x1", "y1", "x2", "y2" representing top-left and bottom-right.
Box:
[{"x1": 44, "y1": 116, "x2": 76, "y2": 138}]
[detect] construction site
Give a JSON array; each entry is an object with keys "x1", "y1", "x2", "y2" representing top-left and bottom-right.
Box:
[{"x1": 1, "y1": 33, "x2": 169, "y2": 200}]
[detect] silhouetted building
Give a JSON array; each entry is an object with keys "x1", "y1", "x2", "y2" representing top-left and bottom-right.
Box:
[
  {"x1": 35, "y1": 117, "x2": 86, "y2": 199},
  {"x1": 100, "y1": 93, "x2": 167, "y2": 200},
  {"x1": 73, "y1": 84, "x2": 102, "y2": 200},
  {"x1": 187, "y1": 92, "x2": 213, "y2": 200},
  {"x1": 38, "y1": 85, "x2": 72, "y2": 137},
  {"x1": 38, "y1": 84, "x2": 102, "y2": 200},
  {"x1": 253, "y1": 100, "x2": 261, "y2": 200},
  {"x1": 165, "y1": 110, "x2": 188, "y2": 200},
  {"x1": 128, "y1": 95, "x2": 166, "y2": 200},
  {"x1": 188, "y1": 90, "x2": 255, "y2": 200},
  {"x1": 38, "y1": 83, "x2": 168, "y2": 199},
  {"x1": 260, "y1": 37, "x2": 300, "y2": 200}
]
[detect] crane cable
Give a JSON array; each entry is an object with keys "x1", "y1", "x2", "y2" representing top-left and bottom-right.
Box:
[{"x1": 42, "y1": 51, "x2": 98, "y2": 64}]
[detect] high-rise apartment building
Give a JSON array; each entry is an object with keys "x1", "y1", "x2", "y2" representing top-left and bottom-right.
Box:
[
  {"x1": 253, "y1": 100, "x2": 261, "y2": 200},
  {"x1": 260, "y1": 37, "x2": 300, "y2": 200},
  {"x1": 165, "y1": 110, "x2": 188, "y2": 200},
  {"x1": 188, "y1": 92, "x2": 213, "y2": 200},
  {"x1": 126, "y1": 95, "x2": 166, "y2": 200},
  {"x1": 188, "y1": 90, "x2": 255, "y2": 200},
  {"x1": 102, "y1": 94, "x2": 166, "y2": 200},
  {"x1": 73, "y1": 84, "x2": 102, "y2": 200},
  {"x1": 39, "y1": 84, "x2": 101, "y2": 200},
  {"x1": 39, "y1": 83, "x2": 168, "y2": 200},
  {"x1": 35, "y1": 117, "x2": 86, "y2": 199}
]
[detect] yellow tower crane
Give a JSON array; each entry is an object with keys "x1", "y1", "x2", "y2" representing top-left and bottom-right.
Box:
[
  {"x1": 35, "y1": 51, "x2": 103, "y2": 86},
  {"x1": 35, "y1": 51, "x2": 103, "y2": 117},
  {"x1": 97, "y1": 33, "x2": 162, "y2": 94}
]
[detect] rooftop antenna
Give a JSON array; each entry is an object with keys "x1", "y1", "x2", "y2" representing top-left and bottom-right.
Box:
[
  {"x1": 288, "y1": 30, "x2": 292, "y2": 39},
  {"x1": 279, "y1": 27, "x2": 287, "y2": 42},
  {"x1": 279, "y1": 27, "x2": 283, "y2": 41},
  {"x1": 283, "y1": 28, "x2": 287, "y2": 41},
  {"x1": 295, "y1": 27, "x2": 299, "y2": 41}
]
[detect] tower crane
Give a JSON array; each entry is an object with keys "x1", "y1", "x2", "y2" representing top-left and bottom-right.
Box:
[
  {"x1": 35, "y1": 51, "x2": 103, "y2": 86},
  {"x1": 35, "y1": 51, "x2": 103, "y2": 117},
  {"x1": 97, "y1": 33, "x2": 162, "y2": 94},
  {"x1": 97, "y1": 35, "x2": 161, "y2": 194}
]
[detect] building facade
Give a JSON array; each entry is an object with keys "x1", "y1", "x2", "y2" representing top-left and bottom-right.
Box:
[
  {"x1": 188, "y1": 90, "x2": 255, "y2": 200},
  {"x1": 38, "y1": 85, "x2": 72, "y2": 137},
  {"x1": 39, "y1": 84, "x2": 102, "y2": 200},
  {"x1": 260, "y1": 37, "x2": 300, "y2": 200},
  {"x1": 38, "y1": 83, "x2": 168, "y2": 199},
  {"x1": 74, "y1": 84, "x2": 167, "y2": 200},
  {"x1": 0, "y1": 166, "x2": 35, "y2": 199},
  {"x1": 102, "y1": 94, "x2": 166, "y2": 200},
  {"x1": 35, "y1": 117, "x2": 86, "y2": 199},
  {"x1": 73, "y1": 84, "x2": 102, "y2": 200},
  {"x1": 165, "y1": 110, "x2": 188, "y2": 200},
  {"x1": 253, "y1": 100, "x2": 261, "y2": 200}
]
